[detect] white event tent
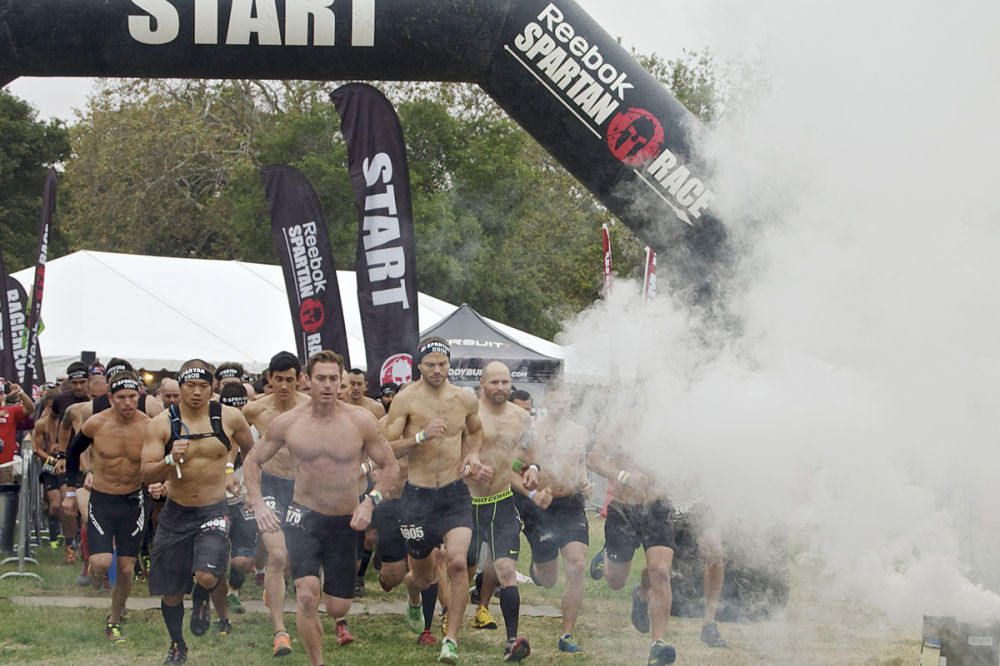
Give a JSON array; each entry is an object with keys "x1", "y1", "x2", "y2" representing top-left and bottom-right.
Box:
[{"x1": 11, "y1": 250, "x2": 562, "y2": 379}]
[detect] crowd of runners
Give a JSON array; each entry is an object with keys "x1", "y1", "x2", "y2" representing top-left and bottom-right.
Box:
[{"x1": 0, "y1": 340, "x2": 730, "y2": 665}]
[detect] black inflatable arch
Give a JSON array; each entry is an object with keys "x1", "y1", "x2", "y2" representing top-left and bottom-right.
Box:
[{"x1": 0, "y1": 0, "x2": 726, "y2": 297}]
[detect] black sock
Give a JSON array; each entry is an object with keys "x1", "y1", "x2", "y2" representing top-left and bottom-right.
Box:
[
  {"x1": 161, "y1": 600, "x2": 185, "y2": 646},
  {"x1": 48, "y1": 515, "x2": 60, "y2": 542},
  {"x1": 192, "y1": 578, "x2": 217, "y2": 607},
  {"x1": 357, "y1": 548, "x2": 373, "y2": 578},
  {"x1": 421, "y1": 584, "x2": 438, "y2": 631},
  {"x1": 229, "y1": 568, "x2": 245, "y2": 591},
  {"x1": 498, "y1": 585, "x2": 520, "y2": 641}
]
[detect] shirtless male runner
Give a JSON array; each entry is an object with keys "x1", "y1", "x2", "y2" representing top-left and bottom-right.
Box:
[
  {"x1": 466, "y1": 361, "x2": 536, "y2": 662},
  {"x1": 65, "y1": 371, "x2": 150, "y2": 644},
  {"x1": 345, "y1": 368, "x2": 386, "y2": 419},
  {"x1": 239, "y1": 351, "x2": 309, "y2": 657},
  {"x1": 141, "y1": 359, "x2": 256, "y2": 665},
  {"x1": 380, "y1": 337, "x2": 484, "y2": 665},
  {"x1": 245, "y1": 350, "x2": 400, "y2": 666}
]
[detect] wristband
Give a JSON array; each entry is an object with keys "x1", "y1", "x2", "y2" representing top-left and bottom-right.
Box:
[
  {"x1": 45, "y1": 456, "x2": 54, "y2": 466},
  {"x1": 361, "y1": 461, "x2": 372, "y2": 475},
  {"x1": 528, "y1": 489, "x2": 537, "y2": 500},
  {"x1": 462, "y1": 464, "x2": 471, "y2": 477},
  {"x1": 225, "y1": 467, "x2": 235, "y2": 475},
  {"x1": 164, "y1": 454, "x2": 176, "y2": 467},
  {"x1": 65, "y1": 491, "x2": 77, "y2": 497},
  {"x1": 616, "y1": 470, "x2": 630, "y2": 485},
  {"x1": 367, "y1": 489, "x2": 383, "y2": 506},
  {"x1": 528, "y1": 463, "x2": 540, "y2": 473},
  {"x1": 415, "y1": 430, "x2": 427, "y2": 444},
  {"x1": 225, "y1": 462, "x2": 235, "y2": 469},
  {"x1": 512, "y1": 458, "x2": 524, "y2": 471}
]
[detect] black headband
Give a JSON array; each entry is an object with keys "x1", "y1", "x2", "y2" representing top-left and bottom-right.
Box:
[
  {"x1": 216, "y1": 367, "x2": 241, "y2": 381},
  {"x1": 178, "y1": 368, "x2": 213, "y2": 385},
  {"x1": 418, "y1": 341, "x2": 451, "y2": 362},
  {"x1": 106, "y1": 363, "x2": 130, "y2": 378},
  {"x1": 110, "y1": 378, "x2": 141, "y2": 394},
  {"x1": 68, "y1": 369, "x2": 88, "y2": 380},
  {"x1": 221, "y1": 395, "x2": 248, "y2": 408}
]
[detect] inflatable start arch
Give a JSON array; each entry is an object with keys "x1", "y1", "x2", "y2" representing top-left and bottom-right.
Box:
[{"x1": 0, "y1": 0, "x2": 727, "y2": 298}]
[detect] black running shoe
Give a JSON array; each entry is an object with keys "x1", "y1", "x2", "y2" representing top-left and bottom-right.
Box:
[
  {"x1": 589, "y1": 546, "x2": 606, "y2": 580},
  {"x1": 631, "y1": 585, "x2": 650, "y2": 634},
  {"x1": 164, "y1": 641, "x2": 188, "y2": 664},
  {"x1": 647, "y1": 639, "x2": 676, "y2": 665},
  {"x1": 700, "y1": 622, "x2": 727, "y2": 647},
  {"x1": 190, "y1": 596, "x2": 211, "y2": 636}
]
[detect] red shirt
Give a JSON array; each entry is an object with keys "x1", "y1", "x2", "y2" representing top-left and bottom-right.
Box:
[{"x1": 0, "y1": 404, "x2": 25, "y2": 466}]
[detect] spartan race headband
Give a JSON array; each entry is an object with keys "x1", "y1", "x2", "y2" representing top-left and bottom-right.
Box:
[
  {"x1": 106, "y1": 363, "x2": 131, "y2": 378},
  {"x1": 417, "y1": 340, "x2": 451, "y2": 363},
  {"x1": 178, "y1": 367, "x2": 214, "y2": 385},
  {"x1": 110, "y1": 377, "x2": 141, "y2": 394},
  {"x1": 216, "y1": 367, "x2": 241, "y2": 382},
  {"x1": 68, "y1": 368, "x2": 88, "y2": 380},
  {"x1": 221, "y1": 395, "x2": 248, "y2": 407}
]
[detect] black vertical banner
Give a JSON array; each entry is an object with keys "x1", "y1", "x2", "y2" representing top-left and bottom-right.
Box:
[
  {"x1": 261, "y1": 165, "x2": 351, "y2": 368},
  {"x1": 331, "y1": 83, "x2": 419, "y2": 390},
  {"x1": 3, "y1": 276, "x2": 32, "y2": 385},
  {"x1": 0, "y1": 254, "x2": 14, "y2": 381},
  {"x1": 22, "y1": 167, "x2": 56, "y2": 388}
]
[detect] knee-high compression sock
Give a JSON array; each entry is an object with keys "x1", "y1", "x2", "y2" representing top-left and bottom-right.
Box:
[
  {"x1": 421, "y1": 584, "x2": 438, "y2": 631},
  {"x1": 161, "y1": 600, "x2": 186, "y2": 647},
  {"x1": 192, "y1": 577, "x2": 220, "y2": 606},
  {"x1": 498, "y1": 586, "x2": 521, "y2": 641},
  {"x1": 48, "y1": 514, "x2": 60, "y2": 542},
  {"x1": 229, "y1": 567, "x2": 246, "y2": 592},
  {"x1": 357, "y1": 548, "x2": 373, "y2": 578}
]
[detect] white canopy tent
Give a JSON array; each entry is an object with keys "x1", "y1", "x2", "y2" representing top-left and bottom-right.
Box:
[{"x1": 11, "y1": 250, "x2": 562, "y2": 380}]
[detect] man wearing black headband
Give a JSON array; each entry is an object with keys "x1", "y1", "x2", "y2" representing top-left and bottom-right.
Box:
[
  {"x1": 380, "y1": 337, "x2": 485, "y2": 665},
  {"x1": 64, "y1": 370, "x2": 151, "y2": 644},
  {"x1": 244, "y1": 350, "x2": 399, "y2": 666},
  {"x1": 379, "y1": 382, "x2": 399, "y2": 413},
  {"x1": 50, "y1": 361, "x2": 91, "y2": 565},
  {"x1": 231, "y1": 350, "x2": 308, "y2": 658},
  {"x1": 141, "y1": 359, "x2": 257, "y2": 665}
]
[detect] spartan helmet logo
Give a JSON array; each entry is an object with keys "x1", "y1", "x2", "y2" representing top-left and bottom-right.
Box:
[
  {"x1": 606, "y1": 107, "x2": 665, "y2": 166},
  {"x1": 299, "y1": 298, "x2": 325, "y2": 334},
  {"x1": 380, "y1": 354, "x2": 413, "y2": 385}
]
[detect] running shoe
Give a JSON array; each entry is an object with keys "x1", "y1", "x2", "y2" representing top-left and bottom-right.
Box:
[
  {"x1": 163, "y1": 641, "x2": 188, "y2": 664},
  {"x1": 647, "y1": 640, "x2": 676, "y2": 665},
  {"x1": 216, "y1": 617, "x2": 232, "y2": 636},
  {"x1": 272, "y1": 630, "x2": 292, "y2": 657},
  {"x1": 438, "y1": 637, "x2": 459, "y2": 664},
  {"x1": 405, "y1": 602, "x2": 423, "y2": 634},
  {"x1": 226, "y1": 593, "x2": 246, "y2": 615},
  {"x1": 503, "y1": 637, "x2": 531, "y2": 662},
  {"x1": 335, "y1": 621, "x2": 355, "y2": 646},
  {"x1": 254, "y1": 569, "x2": 265, "y2": 587},
  {"x1": 700, "y1": 622, "x2": 727, "y2": 647},
  {"x1": 418, "y1": 630, "x2": 438, "y2": 646},
  {"x1": 472, "y1": 605, "x2": 498, "y2": 630},
  {"x1": 558, "y1": 634, "x2": 583, "y2": 653},
  {"x1": 354, "y1": 576, "x2": 365, "y2": 598},
  {"x1": 589, "y1": 546, "x2": 606, "y2": 580},
  {"x1": 64, "y1": 544, "x2": 78, "y2": 564},
  {"x1": 190, "y1": 596, "x2": 211, "y2": 636},
  {"x1": 469, "y1": 571, "x2": 483, "y2": 605},
  {"x1": 105, "y1": 622, "x2": 125, "y2": 644},
  {"x1": 631, "y1": 585, "x2": 650, "y2": 634}
]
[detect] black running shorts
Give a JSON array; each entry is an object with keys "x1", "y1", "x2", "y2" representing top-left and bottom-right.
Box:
[
  {"x1": 604, "y1": 498, "x2": 677, "y2": 563},
  {"x1": 373, "y1": 498, "x2": 406, "y2": 564},
  {"x1": 467, "y1": 488, "x2": 522, "y2": 567},
  {"x1": 400, "y1": 479, "x2": 473, "y2": 560},
  {"x1": 260, "y1": 471, "x2": 294, "y2": 529},
  {"x1": 283, "y1": 501, "x2": 358, "y2": 599},
  {"x1": 228, "y1": 500, "x2": 259, "y2": 560},
  {"x1": 524, "y1": 492, "x2": 589, "y2": 564},
  {"x1": 148, "y1": 499, "x2": 230, "y2": 597},
  {"x1": 87, "y1": 487, "x2": 149, "y2": 558}
]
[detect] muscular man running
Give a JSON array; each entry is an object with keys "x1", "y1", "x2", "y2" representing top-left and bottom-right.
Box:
[
  {"x1": 65, "y1": 371, "x2": 150, "y2": 644},
  {"x1": 245, "y1": 350, "x2": 399, "y2": 666},
  {"x1": 239, "y1": 351, "x2": 309, "y2": 657},
  {"x1": 141, "y1": 359, "x2": 255, "y2": 665},
  {"x1": 380, "y1": 337, "x2": 484, "y2": 665}
]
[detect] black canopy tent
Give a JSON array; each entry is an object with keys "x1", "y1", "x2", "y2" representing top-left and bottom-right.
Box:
[{"x1": 419, "y1": 304, "x2": 561, "y2": 397}]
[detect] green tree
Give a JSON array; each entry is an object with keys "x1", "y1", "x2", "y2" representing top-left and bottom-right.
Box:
[{"x1": 0, "y1": 91, "x2": 71, "y2": 271}]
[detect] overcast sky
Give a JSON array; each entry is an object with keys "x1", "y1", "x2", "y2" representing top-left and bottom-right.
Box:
[{"x1": 4, "y1": 0, "x2": 733, "y2": 122}]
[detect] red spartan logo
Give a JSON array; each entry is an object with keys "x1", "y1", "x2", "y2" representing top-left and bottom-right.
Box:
[
  {"x1": 380, "y1": 354, "x2": 413, "y2": 386},
  {"x1": 606, "y1": 108, "x2": 664, "y2": 165},
  {"x1": 299, "y1": 298, "x2": 325, "y2": 334}
]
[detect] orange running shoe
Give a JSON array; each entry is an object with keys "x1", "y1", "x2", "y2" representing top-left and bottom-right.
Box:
[
  {"x1": 335, "y1": 621, "x2": 354, "y2": 647},
  {"x1": 272, "y1": 630, "x2": 292, "y2": 657}
]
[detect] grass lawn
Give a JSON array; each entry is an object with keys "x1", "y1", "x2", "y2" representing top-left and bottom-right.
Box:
[{"x1": 0, "y1": 515, "x2": 919, "y2": 665}]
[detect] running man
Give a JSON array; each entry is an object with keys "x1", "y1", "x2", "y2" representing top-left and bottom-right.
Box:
[
  {"x1": 344, "y1": 368, "x2": 386, "y2": 419},
  {"x1": 380, "y1": 337, "x2": 484, "y2": 665},
  {"x1": 65, "y1": 371, "x2": 150, "y2": 644},
  {"x1": 245, "y1": 350, "x2": 399, "y2": 666},
  {"x1": 141, "y1": 359, "x2": 256, "y2": 665},
  {"x1": 239, "y1": 351, "x2": 309, "y2": 657}
]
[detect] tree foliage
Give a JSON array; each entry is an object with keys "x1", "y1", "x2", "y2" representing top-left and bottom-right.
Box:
[
  {"x1": 0, "y1": 91, "x2": 71, "y2": 271},
  {"x1": 47, "y1": 48, "x2": 725, "y2": 339}
]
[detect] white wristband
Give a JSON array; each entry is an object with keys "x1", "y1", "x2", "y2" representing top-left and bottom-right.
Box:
[{"x1": 528, "y1": 489, "x2": 537, "y2": 500}]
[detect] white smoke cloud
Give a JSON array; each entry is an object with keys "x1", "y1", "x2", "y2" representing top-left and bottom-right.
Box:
[{"x1": 561, "y1": 0, "x2": 1000, "y2": 626}]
